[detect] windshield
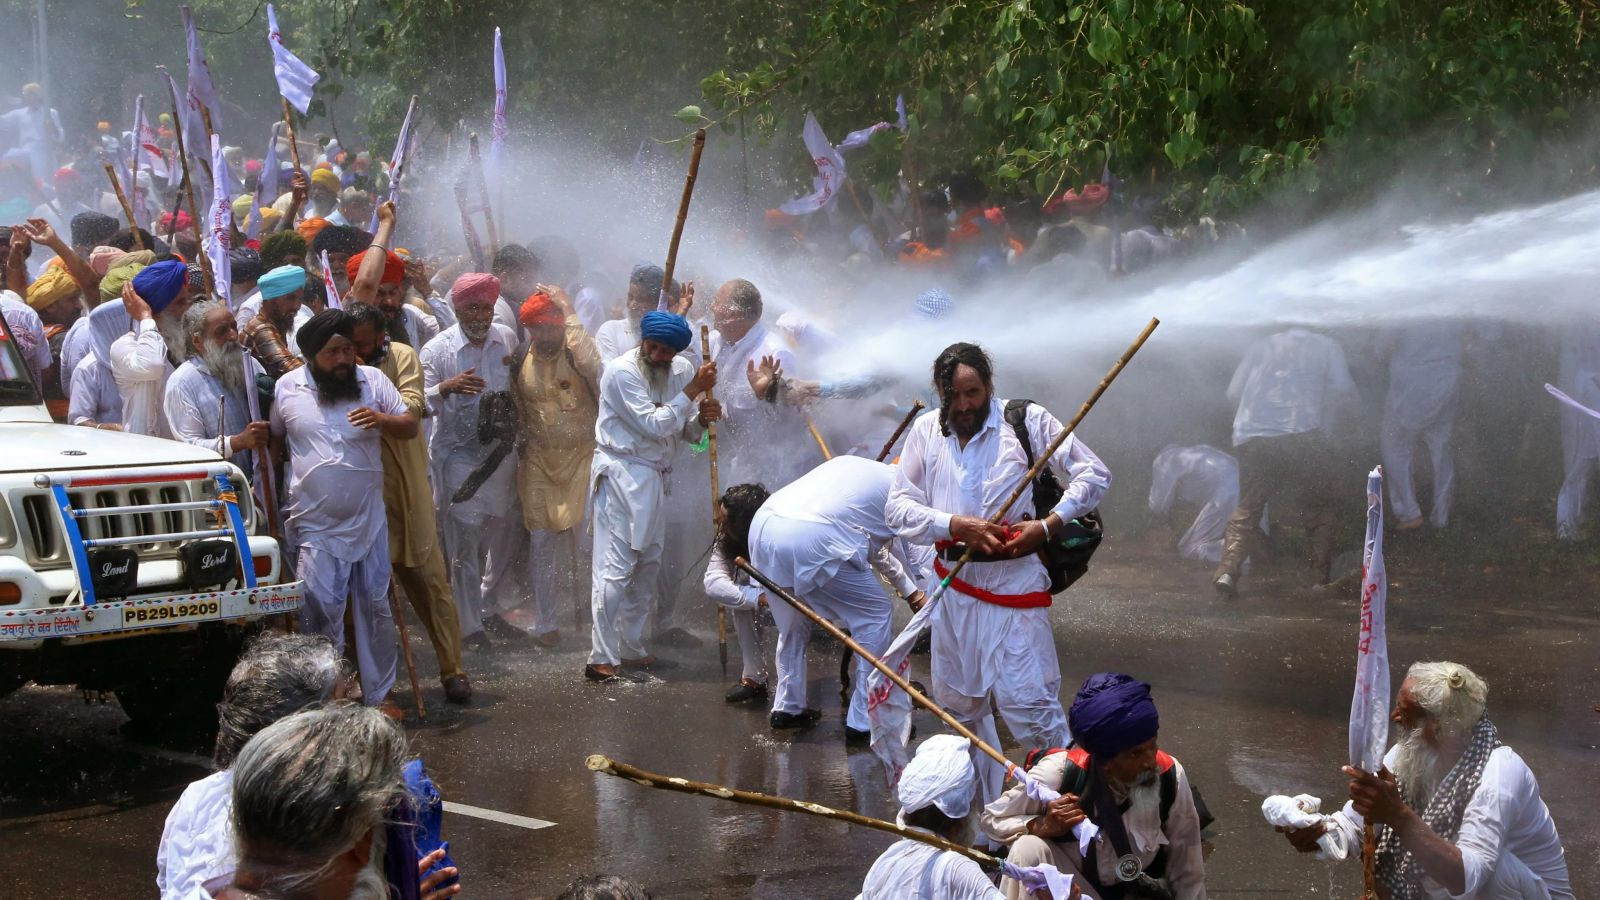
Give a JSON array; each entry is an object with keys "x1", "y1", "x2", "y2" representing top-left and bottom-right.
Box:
[{"x1": 0, "y1": 305, "x2": 44, "y2": 407}]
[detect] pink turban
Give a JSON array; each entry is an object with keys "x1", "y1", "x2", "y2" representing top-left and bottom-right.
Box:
[
  {"x1": 89, "y1": 245, "x2": 123, "y2": 277},
  {"x1": 450, "y1": 273, "x2": 502, "y2": 307}
]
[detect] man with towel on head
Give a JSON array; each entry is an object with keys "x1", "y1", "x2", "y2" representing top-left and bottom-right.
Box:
[
  {"x1": 859, "y1": 734, "x2": 1075, "y2": 899},
  {"x1": 585, "y1": 308, "x2": 720, "y2": 682},
  {"x1": 108, "y1": 258, "x2": 195, "y2": 437},
  {"x1": 982, "y1": 673, "x2": 1207, "y2": 899},
  {"x1": 270, "y1": 308, "x2": 415, "y2": 716}
]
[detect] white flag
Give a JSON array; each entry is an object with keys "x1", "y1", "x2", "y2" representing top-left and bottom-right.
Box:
[
  {"x1": 248, "y1": 124, "x2": 280, "y2": 240},
  {"x1": 320, "y1": 250, "x2": 343, "y2": 310},
  {"x1": 1348, "y1": 466, "x2": 1390, "y2": 774},
  {"x1": 182, "y1": 6, "x2": 223, "y2": 135},
  {"x1": 777, "y1": 113, "x2": 846, "y2": 216},
  {"x1": 267, "y1": 4, "x2": 320, "y2": 115},
  {"x1": 371, "y1": 97, "x2": 418, "y2": 231},
  {"x1": 204, "y1": 134, "x2": 234, "y2": 307},
  {"x1": 490, "y1": 27, "x2": 508, "y2": 166}
]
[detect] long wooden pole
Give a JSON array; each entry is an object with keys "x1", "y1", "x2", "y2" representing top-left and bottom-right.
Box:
[
  {"x1": 804, "y1": 413, "x2": 833, "y2": 460},
  {"x1": 929, "y1": 317, "x2": 1159, "y2": 603},
  {"x1": 733, "y1": 557, "x2": 1017, "y2": 778},
  {"x1": 587, "y1": 754, "x2": 1004, "y2": 869},
  {"x1": 388, "y1": 583, "x2": 426, "y2": 721},
  {"x1": 875, "y1": 401, "x2": 924, "y2": 463},
  {"x1": 102, "y1": 164, "x2": 144, "y2": 249},
  {"x1": 280, "y1": 98, "x2": 304, "y2": 173},
  {"x1": 659, "y1": 128, "x2": 707, "y2": 309},
  {"x1": 1363, "y1": 822, "x2": 1378, "y2": 897},
  {"x1": 166, "y1": 90, "x2": 214, "y2": 297},
  {"x1": 701, "y1": 324, "x2": 728, "y2": 678}
]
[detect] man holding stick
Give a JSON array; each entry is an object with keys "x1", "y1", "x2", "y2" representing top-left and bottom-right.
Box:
[
  {"x1": 886, "y1": 341, "x2": 1111, "y2": 804},
  {"x1": 585, "y1": 309, "x2": 719, "y2": 682}
]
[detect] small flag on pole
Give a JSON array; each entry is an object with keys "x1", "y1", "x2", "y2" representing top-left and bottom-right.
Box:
[
  {"x1": 490, "y1": 27, "x2": 508, "y2": 167},
  {"x1": 1348, "y1": 466, "x2": 1390, "y2": 775},
  {"x1": 320, "y1": 250, "x2": 343, "y2": 310},
  {"x1": 777, "y1": 113, "x2": 846, "y2": 216},
  {"x1": 370, "y1": 96, "x2": 418, "y2": 231},
  {"x1": 204, "y1": 133, "x2": 234, "y2": 307},
  {"x1": 181, "y1": 5, "x2": 223, "y2": 135},
  {"x1": 267, "y1": 4, "x2": 321, "y2": 115}
]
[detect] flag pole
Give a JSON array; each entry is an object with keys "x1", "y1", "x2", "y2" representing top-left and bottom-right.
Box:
[
  {"x1": 659, "y1": 128, "x2": 707, "y2": 309},
  {"x1": 280, "y1": 98, "x2": 303, "y2": 173},
  {"x1": 102, "y1": 164, "x2": 144, "y2": 249},
  {"x1": 166, "y1": 88, "x2": 215, "y2": 297},
  {"x1": 700, "y1": 323, "x2": 728, "y2": 678}
]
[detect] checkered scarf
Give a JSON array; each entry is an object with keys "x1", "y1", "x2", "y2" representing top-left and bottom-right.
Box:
[{"x1": 1375, "y1": 714, "x2": 1500, "y2": 900}]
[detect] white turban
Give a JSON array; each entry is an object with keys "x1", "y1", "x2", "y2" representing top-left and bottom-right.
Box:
[{"x1": 897, "y1": 735, "x2": 974, "y2": 818}]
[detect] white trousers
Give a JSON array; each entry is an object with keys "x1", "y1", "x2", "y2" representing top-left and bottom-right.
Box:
[
  {"x1": 731, "y1": 607, "x2": 766, "y2": 682},
  {"x1": 766, "y1": 558, "x2": 894, "y2": 731},
  {"x1": 444, "y1": 511, "x2": 521, "y2": 637},
  {"x1": 524, "y1": 527, "x2": 580, "y2": 636},
  {"x1": 298, "y1": 542, "x2": 397, "y2": 706},
  {"x1": 589, "y1": 476, "x2": 662, "y2": 665},
  {"x1": 1382, "y1": 413, "x2": 1456, "y2": 527}
]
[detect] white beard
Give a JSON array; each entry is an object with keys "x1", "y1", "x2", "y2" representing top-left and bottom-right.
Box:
[
  {"x1": 1392, "y1": 725, "x2": 1446, "y2": 807},
  {"x1": 158, "y1": 315, "x2": 188, "y2": 361},
  {"x1": 1123, "y1": 773, "x2": 1163, "y2": 820},
  {"x1": 636, "y1": 354, "x2": 672, "y2": 398},
  {"x1": 345, "y1": 827, "x2": 389, "y2": 900},
  {"x1": 201, "y1": 340, "x2": 248, "y2": 399}
]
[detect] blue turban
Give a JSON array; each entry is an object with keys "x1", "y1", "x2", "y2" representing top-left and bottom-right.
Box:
[
  {"x1": 640, "y1": 310, "x2": 692, "y2": 352},
  {"x1": 1068, "y1": 672, "x2": 1159, "y2": 761},
  {"x1": 129, "y1": 259, "x2": 189, "y2": 314},
  {"x1": 258, "y1": 265, "x2": 309, "y2": 300}
]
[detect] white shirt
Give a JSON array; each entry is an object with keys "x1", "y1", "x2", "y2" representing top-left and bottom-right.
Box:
[
  {"x1": 0, "y1": 291, "x2": 51, "y2": 384},
  {"x1": 857, "y1": 838, "x2": 1004, "y2": 900},
  {"x1": 109, "y1": 318, "x2": 178, "y2": 438},
  {"x1": 590, "y1": 348, "x2": 703, "y2": 549},
  {"x1": 68, "y1": 354, "x2": 121, "y2": 426},
  {"x1": 270, "y1": 365, "x2": 404, "y2": 561},
  {"x1": 1558, "y1": 325, "x2": 1600, "y2": 467},
  {"x1": 1385, "y1": 324, "x2": 1466, "y2": 428},
  {"x1": 164, "y1": 354, "x2": 267, "y2": 474},
  {"x1": 58, "y1": 315, "x2": 91, "y2": 396},
  {"x1": 156, "y1": 769, "x2": 234, "y2": 900},
  {"x1": 397, "y1": 303, "x2": 440, "y2": 349},
  {"x1": 594, "y1": 316, "x2": 640, "y2": 365},
  {"x1": 704, "y1": 542, "x2": 764, "y2": 611},
  {"x1": 1149, "y1": 444, "x2": 1238, "y2": 516},
  {"x1": 709, "y1": 321, "x2": 811, "y2": 485},
  {"x1": 420, "y1": 323, "x2": 519, "y2": 522},
  {"x1": 1328, "y1": 745, "x2": 1572, "y2": 900},
  {"x1": 1227, "y1": 328, "x2": 1357, "y2": 445},
  {"x1": 752, "y1": 456, "x2": 920, "y2": 596}
]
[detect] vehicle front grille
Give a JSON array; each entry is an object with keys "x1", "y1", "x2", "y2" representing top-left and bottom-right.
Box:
[{"x1": 14, "y1": 480, "x2": 214, "y2": 566}]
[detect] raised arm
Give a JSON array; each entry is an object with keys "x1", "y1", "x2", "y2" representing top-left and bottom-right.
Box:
[{"x1": 347, "y1": 201, "x2": 396, "y2": 305}]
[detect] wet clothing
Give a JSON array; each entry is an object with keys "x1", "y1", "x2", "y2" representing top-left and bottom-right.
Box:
[
  {"x1": 1149, "y1": 445, "x2": 1242, "y2": 564},
  {"x1": 703, "y1": 543, "x2": 767, "y2": 684},
  {"x1": 1381, "y1": 324, "x2": 1466, "y2": 528},
  {"x1": 108, "y1": 317, "x2": 177, "y2": 438},
  {"x1": 857, "y1": 836, "x2": 1005, "y2": 900}
]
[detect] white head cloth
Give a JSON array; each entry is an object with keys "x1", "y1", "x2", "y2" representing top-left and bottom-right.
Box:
[{"x1": 897, "y1": 734, "x2": 974, "y2": 818}]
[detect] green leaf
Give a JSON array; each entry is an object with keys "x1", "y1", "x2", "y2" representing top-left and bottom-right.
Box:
[
  {"x1": 675, "y1": 105, "x2": 703, "y2": 124},
  {"x1": 962, "y1": 92, "x2": 981, "y2": 115}
]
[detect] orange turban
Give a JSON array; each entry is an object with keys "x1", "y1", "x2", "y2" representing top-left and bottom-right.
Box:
[
  {"x1": 297, "y1": 217, "x2": 330, "y2": 244},
  {"x1": 346, "y1": 248, "x2": 405, "y2": 286},
  {"x1": 519, "y1": 292, "x2": 563, "y2": 328}
]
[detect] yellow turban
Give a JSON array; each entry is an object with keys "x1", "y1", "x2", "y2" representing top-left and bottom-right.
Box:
[
  {"x1": 232, "y1": 194, "x2": 255, "y2": 227},
  {"x1": 311, "y1": 168, "x2": 340, "y2": 193},
  {"x1": 258, "y1": 207, "x2": 283, "y2": 230},
  {"x1": 26, "y1": 266, "x2": 79, "y2": 310}
]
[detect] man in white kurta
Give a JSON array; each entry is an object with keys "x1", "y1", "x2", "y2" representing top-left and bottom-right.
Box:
[
  {"x1": 750, "y1": 456, "x2": 925, "y2": 734},
  {"x1": 707, "y1": 278, "x2": 815, "y2": 487},
  {"x1": 586, "y1": 310, "x2": 718, "y2": 680},
  {"x1": 421, "y1": 273, "x2": 523, "y2": 646},
  {"x1": 107, "y1": 260, "x2": 194, "y2": 438},
  {"x1": 887, "y1": 343, "x2": 1110, "y2": 806},
  {"x1": 1149, "y1": 444, "x2": 1244, "y2": 564},
  {"x1": 163, "y1": 301, "x2": 270, "y2": 483},
  {"x1": 270, "y1": 310, "x2": 407, "y2": 708},
  {"x1": 1381, "y1": 323, "x2": 1468, "y2": 530}
]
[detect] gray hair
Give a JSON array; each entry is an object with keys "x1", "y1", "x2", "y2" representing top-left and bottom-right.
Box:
[
  {"x1": 213, "y1": 632, "x2": 351, "y2": 767},
  {"x1": 180, "y1": 298, "x2": 225, "y2": 359},
  {"x1": 230, "y1": 704, "x2": 408, "y2": 893},
  {"x1": 339, "y1": 187, "x2": 372, "y2": 206},
  {"x1": 719, "y1": 278, "x2": 762, "y2": 321},
  {"x1": 1407, "y1": 661, "x2": 1488, "y2": 740},
  {"x1": 556, "y1": 874, "x2": 654, "y2": 900}
]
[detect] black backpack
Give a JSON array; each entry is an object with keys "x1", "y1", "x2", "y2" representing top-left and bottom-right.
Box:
[{"x1": 1003, "y1": 399, "x2": 1104, "y2": 593}]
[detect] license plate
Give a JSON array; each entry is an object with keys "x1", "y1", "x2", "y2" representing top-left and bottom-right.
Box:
[{"x1": 120, "y1": 597, "x2": 222, "y2": 627}]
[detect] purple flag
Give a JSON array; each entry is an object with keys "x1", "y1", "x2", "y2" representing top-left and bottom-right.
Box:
[
  {"x1": 777, "y1": 113, "x2": 846, "y2": 216},
  {"x1": 490, "y1": 27, "x2": 508, "y2": 166},
  {"x1": 267, "y1": 4, "x2": 320, "y2": 115},
  {"x1": 370, "y1": 97, "x2": 418, "y2": 231},
  {"x1": 181, "y1": 6, "x2": 223, "y2": 136},
  {"x1": 1349, "y1": 466, "x2": 1390, "y2": 774},
  {"x1": 204, "y1": 134, "x2": 234, "y2": 306}
]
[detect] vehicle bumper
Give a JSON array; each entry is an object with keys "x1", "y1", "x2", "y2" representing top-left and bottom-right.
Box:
[{"x1": 0, "y1": 580, "x2": 303, "y2": 647}]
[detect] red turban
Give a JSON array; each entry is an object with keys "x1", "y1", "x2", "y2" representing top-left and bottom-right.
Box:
[
  {"x1": 1043, "y1": 184, "x2": 1109, "y2": 216},
  {"x1": 519, "y1": 292, "x2": 563, "y2": 328},
  {"x1": 450, "y1": 272, "x2": 502, "y2": 307},
  {"x1": 159, "y1": 210, "x2": 192, "y2": 232},
  {"x1": 346, "y1": 248, "x2": 405, "y2": 286}
]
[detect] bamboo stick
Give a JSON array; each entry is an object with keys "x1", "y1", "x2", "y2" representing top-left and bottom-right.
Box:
[
  {"x1": 929, "y1": 317, "x2": 1159, "y2": 603},
  {"x1": 805, "y1": 413, "x2": 833, "y2": 460},
  {"x1": 281, "y1": 98, "x2": 303, "y2": 173},
  {"x1": 701, "y1": 324, "x2": 728, "y2": 677},
  {"x1": 875, "y1": 401, "x2": 924, "y2": 463},
  {"x1": 468, "y1": 134, "x2": 498, "y2": 261},
  {"x1": 1363, "y1": 822, "x2": 1377, "y2": 898},
  {"x1": 659, "y1": 129, "x2": 707, "y2": 310},
  {"x1": 586, "y1": 754, "x2": 1004, "y2": 868},
  {"x1": 102, "y1": 164, "x2": 143, "y2": 249},
  {"x1": 388, "y1": 583, "x2": 426, "y2": 721},
  {"x1": 166, "y1": 91, "x2": 214, "y2": 297}
]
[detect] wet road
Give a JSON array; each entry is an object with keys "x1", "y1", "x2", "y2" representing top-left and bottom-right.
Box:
[{"x1": 3, "y1": 534, "x2": 1596, "y2": 898}]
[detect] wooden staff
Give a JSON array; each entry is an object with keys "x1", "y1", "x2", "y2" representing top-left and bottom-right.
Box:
[
  {"x1": 875, "y1": 401, "x2": 924, "y2": 463},
  {"x1": 166, "y1": 90, "x2": 215, "y2": 297},
  {"x1": 454, "y1": 179, "x2": 487, "y2": 270},
  {"x1": 388, "y1": 583, "x2": 426, "y2": 721},
  {"x1": 928, "y1": 317, "x2": 1159, "y2": 605},
  {"x1": 804, "y1": 413, "x2": 833, "y2": 460},
  {"x1": 197, "y1": 107, "x2": 218, "y2": 182},
  {"x1": 735, "y1": 557, "x2": 1019, "y2": 779},
  {"x1": 1363, "y1": 822, "x2": 1378, "y2": 898},
  {"x1": 701, "y1": 324, "x2": 729, "y2": 678},
  {"x1": 280, "y1": 98, "x2": 304, "y2": 172},
  {"x1": 102, "y1": 164, "x2": 144, "y2": 249},
  {"x1": 587, "y1": 754, "x2": 1004, "y2": 869},
  {"x1": 659, "y1": 128, "x2": 707, "y2": 308}
]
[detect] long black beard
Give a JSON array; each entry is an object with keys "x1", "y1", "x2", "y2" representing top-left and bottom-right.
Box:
[{"x1": 309, "y1": 363, "x2": 362, "y2": 406}]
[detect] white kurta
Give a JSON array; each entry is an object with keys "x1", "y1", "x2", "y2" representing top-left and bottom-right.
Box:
[
  {"x1": 58, "y1": 315, "x2": 90, "y2": 396},
  {"x1": 857, "y1": 839, "x2": 1006, "y2": 900},
  {"x1": 109, "y1": 318, "x2": 178, "y2": 438},
  {"x1": 163, "y1": 355, "x2": 268, "y2": 477},
  {"x1": 1326, "y1": 745, "x2": 1572, "y2": 900},
  {"x1": 68, "y1": 354, "x2": 121, "y2": 426},
  {"x1": 1227, "y1": 328, "x2": 1357, "y2": 446},
  {"x1": 1149, "y1": 444, "x2": 1241, "y2": 564},
  {"x1": 703, "y1": 542, "x2": 767, "y2": 683},
  {"x1": 421, "y1": 323, "x2": 520, "y2": 524},
  {"x1": 1382, "y1": 324, "x2": 1466, "y2": 527},
  {"x1": 708, "y1": 322, "x2": 813, "y2": 486},
  {"x1": 156, "y1": 770, "x2": 234, "y2": 900}
]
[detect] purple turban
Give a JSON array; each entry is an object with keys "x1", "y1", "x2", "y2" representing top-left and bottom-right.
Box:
[
  {"x1": 1068, "y1": 672, "x2": 1159, "y2": 761},
  {"x1": 640, "y1": 310, "x2": 692, "y2": 352},
  {"x1": 129, "y1": 259, "x2": 189, "y2": 314}
]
